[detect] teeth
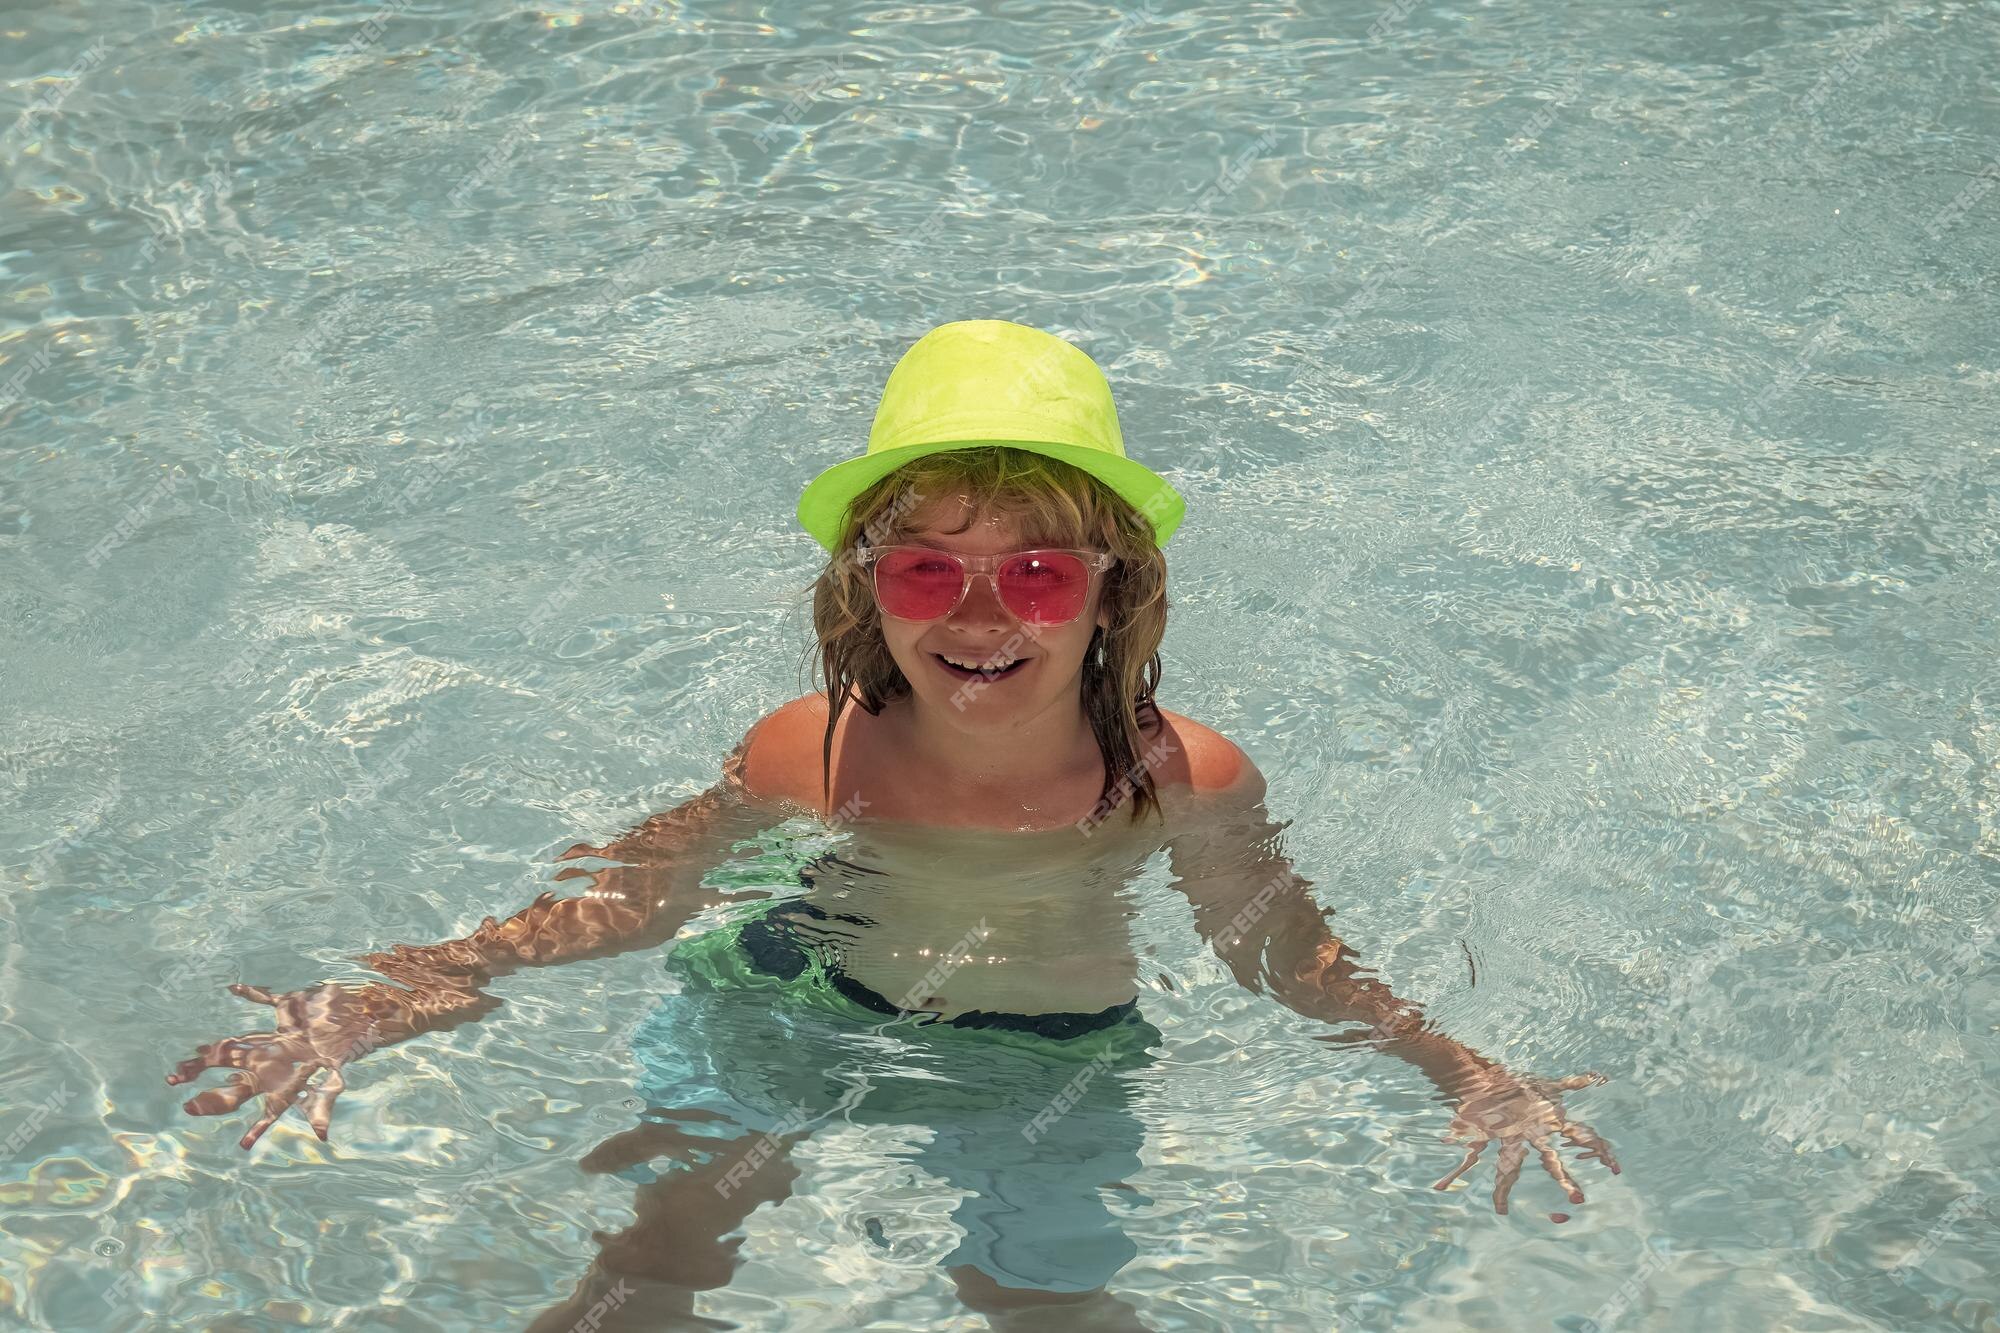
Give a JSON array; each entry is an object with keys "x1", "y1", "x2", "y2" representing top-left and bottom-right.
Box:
[{"x1": 941, "y1": 654, "x2": 1018, "y2": 671}]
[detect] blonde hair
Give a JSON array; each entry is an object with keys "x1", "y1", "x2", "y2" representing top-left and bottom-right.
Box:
[{"x1": 801, "y1": 446, "x2": 1171, "y2": 826}]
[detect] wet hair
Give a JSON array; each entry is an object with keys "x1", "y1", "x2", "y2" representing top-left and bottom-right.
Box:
[{"x1": 801, "y1": 445, "x2": 1171, "y2": 827}]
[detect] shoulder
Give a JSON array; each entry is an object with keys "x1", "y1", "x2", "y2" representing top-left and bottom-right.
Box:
[
  {"x1": 731, "y1": 693, "x2": 836, "y2": 815},
  {"x1": 1149, "y1": 708, "x2": 1266, "y2": 804}
]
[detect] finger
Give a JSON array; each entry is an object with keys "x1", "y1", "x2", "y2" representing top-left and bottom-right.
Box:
[
  {"x1": 182, "y1": 1070, "x2": 260, "y2": 1116},
  {"x1": 166, "y1": 1034, "x2": 280, "y2": 1085},
  {"x1": 1432, "y1": 1141, "x2": 1487, "y2": 1190},
  {"x1": 239, "y1": 1062, "x2": 321, "y2": 1150},
  {"x1": 298, "y1": 1065, "x2": 346, "y2": 1141},
  {"x1": 1560, "y1": 1120, "x2": 1623, "y2": 1175},
  {"x1": 1549, "y1": 1072, "x2": 1606, "y2": 1092},
  {"x1": 1534, "y1": 1136, "x2": 1585, "y2": 1204},
  {"x1": 229, "y1": 983, "x2": 281, "y2": 1006},
  {"x1": 1492, "y1": 1140, "x2": 1528, "y2": 1215},
  {"x1": 1313, "y1": 1028, "x2": 1390, "y2": 1049}
]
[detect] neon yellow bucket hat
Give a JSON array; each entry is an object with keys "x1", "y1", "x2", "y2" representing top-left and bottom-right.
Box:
[{"x1": 795, "y1": 319, "x2": 1186, "y2": 553}]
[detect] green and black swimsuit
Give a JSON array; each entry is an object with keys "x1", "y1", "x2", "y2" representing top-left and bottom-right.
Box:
[{"x1": 738, "y1": 894, "x2": 1141, "y2": 1040}]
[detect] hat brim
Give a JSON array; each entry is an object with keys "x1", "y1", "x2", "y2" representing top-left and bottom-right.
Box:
[{"x1": 796, "y1": 439, "x2": 1186, "y2": 553}]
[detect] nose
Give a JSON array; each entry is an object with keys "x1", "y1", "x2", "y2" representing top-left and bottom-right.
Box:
[{"x1": 946, "y1": 570, "x2": 1015, "y2": 632}]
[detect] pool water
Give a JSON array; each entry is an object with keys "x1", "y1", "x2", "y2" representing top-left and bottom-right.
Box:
[{"x1": 4, "y1": 0, "x2": 1998, "y2": 1329}]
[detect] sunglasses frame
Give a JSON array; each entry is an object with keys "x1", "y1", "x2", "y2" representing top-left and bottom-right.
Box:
[{"x1": 853, "y1": 539, "x2": 1116, "y2": 625}]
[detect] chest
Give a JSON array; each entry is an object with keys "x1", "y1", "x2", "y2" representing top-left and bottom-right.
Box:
[
  {"x1": 818, "y1": 704, "x2": 1115, "y2": 833},
  {"x1": 846, "y1": 762, "x2": 1115, "y2": 832}
]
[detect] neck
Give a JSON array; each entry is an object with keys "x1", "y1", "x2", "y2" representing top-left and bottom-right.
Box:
[{"x1": 892, "y1": 676, "x2": 1103, "y2": 795}]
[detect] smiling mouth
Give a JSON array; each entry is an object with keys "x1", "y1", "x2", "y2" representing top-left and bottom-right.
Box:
[{"x1": 931, "y1": 653, "x2": 1030, "y2": 681}]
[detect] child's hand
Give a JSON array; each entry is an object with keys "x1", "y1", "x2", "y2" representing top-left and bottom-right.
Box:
[
  {"x1": 165, "y1": 982, "x2": 385, "y2": 1149},
  {"x1": 1432, "y1": 1067, "x2": 1621, "y2": 1214}
]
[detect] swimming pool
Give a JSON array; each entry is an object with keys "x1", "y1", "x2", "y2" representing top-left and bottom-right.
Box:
[{"x1": 4, "y1": 0, "x2": 1997, "y2": 1327}]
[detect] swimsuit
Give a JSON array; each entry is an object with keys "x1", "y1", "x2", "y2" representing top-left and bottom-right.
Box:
[
  {"x1": 624, "y1": 863, "x2": 1161, "y2": 1295},
  {"x1": 738, "y1": 897, "x2": 1141, "y2": 1039}
]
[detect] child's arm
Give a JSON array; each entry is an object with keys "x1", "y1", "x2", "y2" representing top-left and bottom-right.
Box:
[
  {"x1": 366, "y1": 743, "x2": 780, "y2": 981},
  {"x1": 167, "y1": 733, "x2": 788, "y2": 1150},
  {"x1": 1165, "y1": 761, "x2": 1620, "y2": 1216}
]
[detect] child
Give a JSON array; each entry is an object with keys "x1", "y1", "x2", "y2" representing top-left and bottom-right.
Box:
[{"x1": 168, "y1": 320, "x2": 1618, "y2": 1326}]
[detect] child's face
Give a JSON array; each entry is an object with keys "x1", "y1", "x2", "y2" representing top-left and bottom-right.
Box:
[{"x1": 875, "y1": 496, "x2": 1112, "y2": 723}]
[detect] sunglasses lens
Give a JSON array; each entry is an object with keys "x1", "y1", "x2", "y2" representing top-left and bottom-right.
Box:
[
  {"x1": 998, "y1": 552, "x2": 1091, "y2": 625},
  {"x1": 873, "y1": 548, "x2": 965, "y2": 620},
  {"x1": 871, "y1": 549, "x2": 1097, "y2": 624}
]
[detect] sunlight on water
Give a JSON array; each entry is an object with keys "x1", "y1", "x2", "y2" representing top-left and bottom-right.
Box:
[{"x1": 2, "y1": 0, "x2": 1997, "y2": 1328}]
